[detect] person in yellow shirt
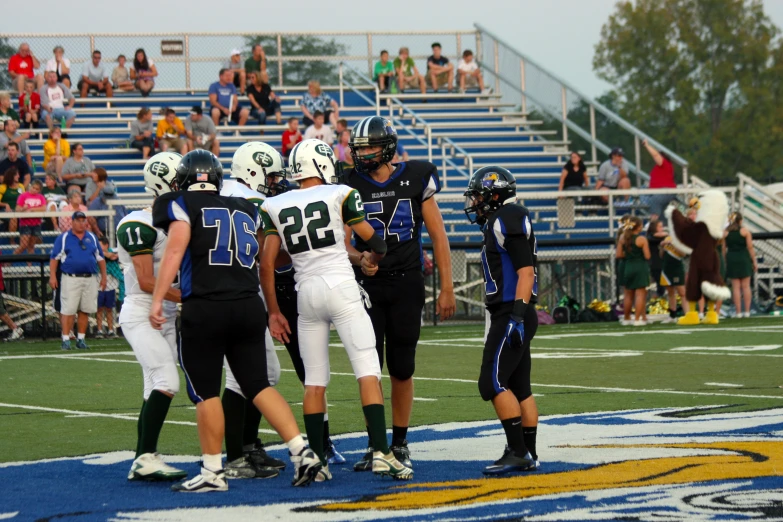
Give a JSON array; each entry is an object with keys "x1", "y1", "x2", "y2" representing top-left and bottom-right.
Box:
[
  {"x1": 43, "y1": 127, "x2": 70, "y2": 179},
  {"x1": 156, "y1": 108, "x2": 187, "y2": 155}
]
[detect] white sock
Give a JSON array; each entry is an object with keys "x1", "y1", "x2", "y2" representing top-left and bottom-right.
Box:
[
  {"x1": 324, "y1": 412, "x2": 329, "y2": 422},
  {"x1": 286, "y1": 434, "x2": 306, "y2": 456},
  {"x1": 202, "y1": 453, "x2": 222, "y2": 472},
  {"x1": 62, "y1": 334, "x2": 69, "y2": 342},
  {"x1": 77, "y1": 333, "x2": 85, "y2": 340}
]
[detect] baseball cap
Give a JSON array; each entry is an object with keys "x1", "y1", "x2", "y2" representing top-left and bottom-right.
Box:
[
  {"x1": 610, "y1": 147, "x2": 624, "y2": 157},
  {"x1": 190, "y1": 106, "x2": 202, "y2": 115},
  {"x1": 230, "y1": 48, "x2": 241, "y2": 56},
  {"x1": 72, "y1": 211, "x2": 87, "y2": 219}
]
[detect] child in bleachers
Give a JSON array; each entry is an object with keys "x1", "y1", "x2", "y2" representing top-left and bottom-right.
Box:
[{"x1": 95, "y1": 237, "x2": 119, "y2": 338}]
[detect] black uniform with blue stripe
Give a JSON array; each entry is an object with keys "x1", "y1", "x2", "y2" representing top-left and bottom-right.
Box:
[
  {"x1": 274, "y1": 263, "x2": 306, "y2": 382},
  {"x1": 478, "y1": 202, "x2": 539, "y2": 402},
  {"x1": 152, "y1": 190, "x2": 270, "y2": 403},
  {"x1": 347, "y1": 160, "x2": 440, "y2": 380}
]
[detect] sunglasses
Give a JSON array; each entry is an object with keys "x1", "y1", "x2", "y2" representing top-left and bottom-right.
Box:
[{"x1": 78, "y1": 240, "x2": 86, "y2": 251}]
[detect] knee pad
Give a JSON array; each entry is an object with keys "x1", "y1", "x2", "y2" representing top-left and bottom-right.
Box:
[
  {"x1": 388, "y1": 357, "x2": 415, "y2": 381},
  {"x1": 149, "y1": 363, "x2": 180, "y2": 397},
  {"x1": 239, "y1": 376, "x2": 270, "y2": 403}
]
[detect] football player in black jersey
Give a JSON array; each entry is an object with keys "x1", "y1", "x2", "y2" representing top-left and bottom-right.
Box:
[
  {"x1": 150, "y1": 150, "x2": 321, "y2": 491},
  {"x1": 342, "y1": 116, "x2": 456, "y2": 470},
  {"x1": 464, "y1": 166, "x2": 540, "y2": 475}
]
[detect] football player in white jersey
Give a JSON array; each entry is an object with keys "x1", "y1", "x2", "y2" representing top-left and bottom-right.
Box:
[
  {"x1": 119, "y1": 152, "x2": 188, "y2": 482},
  {"x1": 260, "y1": 139, "x2": 413, "y2": 481},
  {"x1": 218, "y1": 142, "x2": 286, "y2": 479}
]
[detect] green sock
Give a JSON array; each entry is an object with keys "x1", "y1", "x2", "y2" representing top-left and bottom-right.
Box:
[
  {"x1": 139, "y1": 391, "x2": 172, "y2": 455},
  {"x1": 221, "y1": 389, "x2": 246, "y2": 462},
  {"x1": 243, "y1": 398, "x2": 263, "y2": 448},
  {"x1": 362, "y1": 404, "x2": 390, "y2": 455},
  {"x1": 304, "y1": 413, "x2": 326, "y2": 464},
  {"x1": 135, "y1": 400, "x2": 146, "y2": 458}
]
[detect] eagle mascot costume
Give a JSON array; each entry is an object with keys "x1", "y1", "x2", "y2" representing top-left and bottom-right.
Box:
[{"x1": 664, "y1": 189, "x2": 731, "y2": 325}]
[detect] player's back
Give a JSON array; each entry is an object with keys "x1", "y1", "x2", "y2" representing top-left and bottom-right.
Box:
[
  {"x1": 261, "y1": 183, "x2": 363, "y2": 289},
  {"x1": 220, "y1": 179, "x2": 265, "y2": 209},
  {"x1": 153, "y1": 190, "x2": 260, "y2": 301}
]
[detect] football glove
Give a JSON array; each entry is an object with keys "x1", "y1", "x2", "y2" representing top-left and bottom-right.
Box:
[
  {"x1": 358, "y1": 284, "x2": 372, "y2": 310},
  {"x1": 506, "y1": 315, "x2": 525, "y2": 349}
]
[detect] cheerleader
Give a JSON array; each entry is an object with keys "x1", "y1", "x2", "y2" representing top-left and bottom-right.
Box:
[
  {"x1": 659, "y1": 232, "x2": 688, "y2": 324},
  {"x1": 615, "y1": 214, "x2": 631, "y2": 303},
  {"x1": 616, "y1": 216, "x2": 651, "y2": 326},
  {"x1": 647, "y1": 219, "x2": 667, "y2": 297},
  {"x1": 723, "y1": 212, "x2": 757, "y2": 318}
]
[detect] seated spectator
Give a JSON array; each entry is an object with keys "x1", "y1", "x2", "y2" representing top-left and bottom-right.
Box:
[
  {"x1": 457, "y1": 49, "x2": 485, "y2": 93},
  {"x1": 393, "y1": 141, "x2": 409, "y2": 162},
  {"x1": 42, "y1": 173, "x2": 66, "y2": 231},
  {"x1": 79, "y1": 50, "x2": 113, "y2": 98},
  {"x1": 0, "y1": 167, "x2": 25, "y2": 241},
  {"x1": 40, "y1": 70, "x2": 76, "y2": 129},
  {"x1": 111, "y1": 55, "x2": 135, "y2": 92},
  {"x1": 185, "y1": 106, "x2": 220, "y2": 155},
  {"x1": 43, "y1": 173, "x2": 65, "y2": 196},
  {"x1": 45, "y1": 46, "x2": 72, "y2": 88},
  {"x1": 209, "y1": 69, "x2": 249, "y2": 127},
  {"x1": 303, "y1": 111, "x2": 335, "y2": 144},
  {"x1": 224, "y1": 49, "x2": 246, "y2": 95},
  {"x1": 394, "y1": 47, "x2": 426, "y2": 94},
  {"x1": 156, "y1": 108, "x2": 188, "y2": 155},
  {"x1": 333, "y1": 130, "x2": 353, "y2": 167},
  {"x1": 281, "y1": 117, "x2": 302, "y2": 158},
  {"x1": 559, "y1": 151, "x2": 589, "y2": 191},
  {"x1": 301, "y1": 80, "x2": 339, "y2": 127},
  {"x1": 130, "y1": 48, "x2": 157, "y2": 97},
  {"x1": 130, "y1": 108, "x2": 155, "y2": 159},
  {"x1": 85, "y1": 167, "x2": 118, "y2": 234},
  {"x1": 43, "y1": 127, "x2": 70, "y2": 179},
  {"x1": 374, "y1": 50, "x2": 396, "y2": 93},
  {"x1": 58, "y1": 189, "x2": 101, "y2": 236},
  {"x1": 14, "y1": 179, "x2": 46, "y2": 256},
  {"x1": 62, "y1": 143, "x2": 96, "y2": 192},
  {"x1": 0, "y1": 92, "x2": 20, "y2": 129},
  {"x1": 244, "y1": 44, "x2": 267, "y2": 78},
  {"x1": 0, "y1": 143, "x2": 31, "y2": 187},
  {"x1": 8, "y1": 43, "x2": 43, "y2": 93},
  {"x1": 247, "y1": 71, "x2": 282, "y2": 125},
  {"x1": 427, "y1": 42, "x2": 454, "y2": 93},
  {"x1": 18, "y1": 80, "x2": 41, "y2": 129},
  {"x1": 596, "y1": 147, "x2": 632, "y2": 202},
  {"x1": 335, "y1": 118, "x2": 348, "y2": 137},
  {"x1": 643, "y1": 139, "x2": 678, "y2": 221},
  {"x1": 0, "y1": 120, "x2": 33, "y2": 167}
]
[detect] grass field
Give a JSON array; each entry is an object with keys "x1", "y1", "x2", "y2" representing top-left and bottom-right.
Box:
[{"x1": 2, "y1": 317, "x2": 783, "y2": 464}]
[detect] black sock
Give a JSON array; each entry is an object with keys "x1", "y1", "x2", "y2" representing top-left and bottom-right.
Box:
[
  {"x1": 322, "y1": 419, "x2": 330, "y2": 448},
  {"x1": 135, "y1": 400, "x2": 146, "y2": 458},
  {"x1": 139, "y1": 391, "x2": 172, "y2": 455},
  {"x1": 522, "y1": 426, "x2": 538, "y2": 460},
  {"x1": 366, "y1": 425, "x2": 373, "y2": 449},
  {"x1": 500, "y1": 417, "x2": 527, "y2": 456},
  {"x1": 392, "y1": 425, "x2": 408, "y2": 447},
  {"x1": 221, "y1": 389, "x2": 246, "y2": 462},
  {"x1": 243, "y1": 398, "x2": 262, "y2": 449},
  {"x1": 304, "y1": 413, "x2": 326, "y2": 464},
  {"x1": 670, "y1": 309, "x2": 677, "y2": 318},
  {"x1": 363, "y1": 404, "x2": 390, "y2": 454}
]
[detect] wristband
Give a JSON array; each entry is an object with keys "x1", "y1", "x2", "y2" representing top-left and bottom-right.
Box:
[
  {"x1": 365, "y1": 233, "x2": 387, "y2": 255},
  {"x1": 512, "y1": 299, "x2": 528, "y2": 319}
]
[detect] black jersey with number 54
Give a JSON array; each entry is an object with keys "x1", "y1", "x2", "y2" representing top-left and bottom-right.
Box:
[{"x1": 347, "y1": 160, "x2": 440, "y2": 273}]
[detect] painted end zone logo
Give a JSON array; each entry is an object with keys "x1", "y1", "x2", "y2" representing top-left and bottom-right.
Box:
[{"x1": 1, "y1": 407, "x2": 782, "y2": 521}]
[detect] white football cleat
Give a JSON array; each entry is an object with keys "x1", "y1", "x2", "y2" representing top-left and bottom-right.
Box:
[
  {"x1": 128, "y1": 453, "x2": 187, "y2": 482},
  {"x1": 314, "y1": 464, "x2": 332, "y2": 482},
  {"x1": 372, "y1": 451, "x2": 413, "y2": 480},
  {"x1": 290, "y1": 447, "x2": 321, "y2": 487},
  {"x1": 171, "y1": 466, "x2": 227, "y2": 493}
]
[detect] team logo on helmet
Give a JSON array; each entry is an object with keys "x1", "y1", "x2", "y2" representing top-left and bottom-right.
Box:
[
  {"x1": 252, "y1": 151, "x2": 275, "y2": 168},
  {"x1": 148, "y1": 162, "x2": 170, "y2": 176},
  {"x1": 481, "y1": 172, "x2": 508, "y2": 189},
  {"x1": 314, "y1": 143, "x2": 333, "y2": 157}
]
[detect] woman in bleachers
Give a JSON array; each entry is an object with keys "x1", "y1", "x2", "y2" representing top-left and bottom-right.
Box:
[
  {"x1": 724, "y1": 213, "x2": 756, "y2": 318},
  {"x1": 57, "y1": 189, "x2": 99, "y2": 237},
  {"x1": 42, "y1": 127, "x2": 70, "y2": 180},
  {"x1": 0, "y1": 167, "x2": 25, "y2": 244},
  {"x1": 45, "y1": 46, "x2": 72, "y2": 88},
  {"x1": 130, "y1": 49, "x2": 157, "y2": 97},
  {"x1": 301, "y1": 80, "x2": 339, "y2": 127},
  {"x1": 129, "y1": 108, "x2": 155, "y2": 159},
  {"x1": 558, "y1": 151, "x2": 588, "y2": 192},
  {"x1": 62, "y1": 143, "x2": 96, "y2": 193}
]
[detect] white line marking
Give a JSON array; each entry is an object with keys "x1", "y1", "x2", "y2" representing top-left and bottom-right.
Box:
[
  {"x1": 0, "y1": 350, "x2": 134, "y2": 360},
  {"x1": 529, "y1": 383, "x2": 783, "y2": 400},
  {"x1": 668, "y1": 351, "x2": 783, "y2": 358},
  {"x1": 705, "y1": 382, "x2": 744, "y2": 388},
  {"x1": 413, "y1": 397, "x2": 438, "y2": 402},
  {"x1": 671, "y1": 345, "x2": 782, "y2": 352}
]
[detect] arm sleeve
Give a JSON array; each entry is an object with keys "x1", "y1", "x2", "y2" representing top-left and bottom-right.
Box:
[
  {"x1": 117, "y1": 221, "x2": 157, "y2": 256},
  {"x1": 422, "y1": 164, "x2": 441, "y2": 201},
  {"x1": 260, "y1": 206, "x2": 278, "y2": 236},
  {"x1": 62, "y1": 86, "x2": 74, "y2": 102},
  {"x1": 341, "y1": 188, "x2": 366, "y2": 225},
  {"x1": 39, "y1": 87, "x2": 49, "y2": 107},
  {"x1": 493, "y1": 212, "x2": 534, "y2": 271}
]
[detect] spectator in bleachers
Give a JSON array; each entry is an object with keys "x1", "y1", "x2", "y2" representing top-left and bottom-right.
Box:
[
  {"x1": 245, "y1": 44, "x2": 267, "y2": 78},
  {"x1": 18, "y1": 80, "x2": 41, "y2": 129},
  {"x1": 156, "y1": 109, "x2": 188, "y2": 155},
  {"x1": 8, "y1": 43, "x2": 43, "y2": 93},
  {"x1": 642, "y1": 139, "x2": 677, "y2": 221},
  {"x1": 95, "y1": 236, "x2": 118, "y2": 338},
  {"x1": 559, "y1": 151, "x2": 589, "y2": 192},
  {"x1": 78, "y1": 50, "x2": 113, "y2": 98},
  {"x1": 209, "y1": 69, "x2": 250, "y2": 127},
  {"x1": 58, "y1": 189, "x2": 100, "y2": 236},
  {"x1": 303, "y1": 111, "x2": 335, "y2": 145},
  {"x1": 130, "y1": 108, "x2": 155, "y2": 159},
  {"x1": 457, "y1": 50, "x2": 485, "y2": 93},
  {"x1": 40, "y1": 70, "x2": 77, "y2": 129},
  {"x1": 43, "y1": 127, "x2": 70, "y2": 179},
  {"x1": 374, "y1": 50, "x2": 396, "y2": 93},
  {"x1": 130, "y1": 49, "x2": 157, "y2": 97},
  {"x1": 333, "y1": 130, "x2": 353, "y2": 167},
  {"x1": 1, "y1": 120, "x2": 33, "y2": 167},
  {"x1": 62, "y1": 143, "x2": 96, "y2": 192},
  {"x1": 85, "y1": 167, "x2": 117, "y2": 235},
  {"x1": 394, "y1": 47, "x2": 426, "y2": 94},
  {"x1": 301, "y1": 80, "x2": 339, "y2": 127},
  {"x1": 0, "y1": 143, "x2": 31, "y2": 187},
  {"x1": 247, "y1": 71, "x2": 282, "y2": 125},
  {"x1": 596, "y1": 147, "x2": 632, "y2": 203},
  {"x1": 224, "y1": 49, "x2": 247, "y2": 95},
  {"x1": 0, "y1": 92, "x2": 21, "y2": 128},
  {"x1": 335, "y1": 118, "x2": 348, "y2": 137},
  {"x1": 43, "y1": 173, "x2": 65, "y2": 196},
  {"x1": 45, "y1": 46, "x2": 72, "y2": 88},
  {"x1": 393, "y1": 141, "x2": 409, "y2": 162},
  {"x1": 0, "y1": 263, "x2": 24, "y2": 340},
  {"x1": 281, "y1": 116, "x2": 302, "y2": 158},
  {"x1": 427, "y1": 42, "x2": 454, "y2": 93},
  {"x1": 111, "y1": 55, "x2": 135, "y2": 92},
  {"x1": 0, "y1": 166, "x2": 25, "y2": 242},
  {"x1": 14, "y1": 179, "x2": 46, "y2": 256},
  {"x1": 184, "y1": 106, "x2": 220, "y2": 155}
]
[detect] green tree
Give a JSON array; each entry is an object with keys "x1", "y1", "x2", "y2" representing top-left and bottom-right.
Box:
[
  {"x1": 242, "y1": 35, "x2": 348, "y2": 86},
  {"x1": 0, "y1": 38, "x2": 16, "y2": 91}
]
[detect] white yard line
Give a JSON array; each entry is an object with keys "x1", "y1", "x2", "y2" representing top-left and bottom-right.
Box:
[
  {"x1": 704, "y1": 382, "x2": 744, "y2": 388},
  {"x1": 0, "y1": 350, "x2": 134, "y2": 360}
]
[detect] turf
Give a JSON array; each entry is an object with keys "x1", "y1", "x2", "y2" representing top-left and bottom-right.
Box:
[{"x1": 1, "y1": 317, "x2": 782, "y2": 463}]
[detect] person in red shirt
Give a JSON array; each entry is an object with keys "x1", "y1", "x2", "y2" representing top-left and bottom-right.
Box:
[
  {"x1": 643, "y1": 139, "x2": 677, "y2": 222},
  {"x1": 8, "y1": 43, "x2": 44, "y2": 94},
  {"x1": 281, "y1": 117, "x2": 302, "y2": 159},
  {"x1": 18, "y1": 79, "x2": 41, "y2": 129}
]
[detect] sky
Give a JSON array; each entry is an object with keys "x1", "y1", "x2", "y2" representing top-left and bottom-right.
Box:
[{"x1": 8, "y1": 0, "x2": 783, "y2": 98}]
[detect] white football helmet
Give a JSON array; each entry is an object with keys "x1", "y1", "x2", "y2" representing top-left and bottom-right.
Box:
[
  {"x1": 231, "y1": 141, "x2": 285, "y2": 194},
  {"x1": 288, "y1": 139, "x2": 335, "y2": 183},
  {"x1": 143, "y1": 152, "x2": 182, "y2": 196}
]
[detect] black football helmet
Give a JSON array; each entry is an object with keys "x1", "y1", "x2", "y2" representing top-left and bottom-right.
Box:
[
  {"x1": 349, "y1": 116, "x2": 398, "y2": 174},
  {"x1": 464, "y1": 166, "x2": 517, "y2": 225},
  {"x1": 176, "y1": 150, "x2": 224, "y2": 192}
]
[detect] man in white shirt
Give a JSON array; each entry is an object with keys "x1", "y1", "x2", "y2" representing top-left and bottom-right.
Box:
[
  {"x1": 303, "y1": 111, "x2": 335, "y2": 145},
  {"x1": 79, "y1": 50, "x2": 113, "y2": 98},
  {"x1": 39, "y1": 70, "x2": 77, "y2": 129},
  {"x1": 457, "y1": 49, "x2": 485, "y2": 93}
]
